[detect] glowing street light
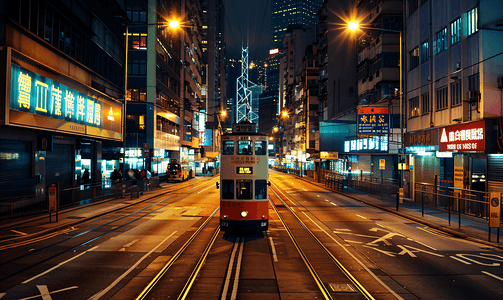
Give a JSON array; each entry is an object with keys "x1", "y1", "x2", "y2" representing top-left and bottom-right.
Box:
[
  {"x1": 348, "y1": 21, "x2": 359, "y2": 31},
  {"x1": 169, "y1": 20, "x2": 179, "y2": 29}
]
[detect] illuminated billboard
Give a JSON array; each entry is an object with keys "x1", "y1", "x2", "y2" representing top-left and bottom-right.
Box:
[
  {"x1": 9, "y1": 63, "x2": 122, "y2": 140},
  {"x1": 439, "y1": 120, "x2": 485, "y2": 152}
]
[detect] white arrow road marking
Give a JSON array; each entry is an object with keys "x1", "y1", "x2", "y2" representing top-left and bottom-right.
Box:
[
  {"x1": 397, "y1": 245, "x2": 444, "y2": 258},
  {"x1": 23, "y1": 246, "x2": 99, "y2": 284},
  {"x1": 367, "y1": 233, "x2": 402, "y2": 246}
]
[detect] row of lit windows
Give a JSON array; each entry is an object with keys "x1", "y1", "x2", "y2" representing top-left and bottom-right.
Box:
[{"x1": 409, "y1": 7, "x2": 478, "y2": 71}]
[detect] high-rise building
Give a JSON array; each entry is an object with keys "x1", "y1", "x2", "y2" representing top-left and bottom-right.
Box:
[
  {"x1": 118, "y1": 0, "x2": 203, "y2": 175},
  {"x1": 271, "y1": 0, "x2": 323, "y2": 49},
  {"x1": 0, "y1": 0, "x2": 126, "y2": 202}
]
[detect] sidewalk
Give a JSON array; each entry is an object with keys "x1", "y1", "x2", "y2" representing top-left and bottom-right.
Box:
[
  {"x1": 0, "y1": 182, "x2": 172, "y2": 247},
  {"x1": 299, "y1": 175, "x2": 503, "y2": 249}
]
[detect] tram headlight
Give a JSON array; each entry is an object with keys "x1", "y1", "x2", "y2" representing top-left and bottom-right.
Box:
[{"x1": 240, "y1": 211, "x2": 248, "y2": 218}]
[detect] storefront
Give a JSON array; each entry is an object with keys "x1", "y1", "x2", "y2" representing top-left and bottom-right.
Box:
[{"x1": 1, "y1": 50, "x2": 123, "y2": 202}]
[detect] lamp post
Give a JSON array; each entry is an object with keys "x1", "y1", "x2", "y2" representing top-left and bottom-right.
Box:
[
  {"x1": 122, "y1": 20, "x2": 180, "y2": 181},
  {"x1": 347, "y1": 21, "x2": 404, "y2": 197}
]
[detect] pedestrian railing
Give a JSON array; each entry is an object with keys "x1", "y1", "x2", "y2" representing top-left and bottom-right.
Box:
[{"x1": 0, "y1": 176, "x2": 162, "y2": 220}]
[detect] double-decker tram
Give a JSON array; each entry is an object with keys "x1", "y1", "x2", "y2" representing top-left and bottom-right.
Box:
[{"x1": 218, "y1": 122, "x2": 269, "y2": 231}]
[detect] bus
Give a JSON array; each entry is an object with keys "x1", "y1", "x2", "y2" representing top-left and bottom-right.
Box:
[{"x1": 166, "y1": 160, "x2": 189, "y2": 182}]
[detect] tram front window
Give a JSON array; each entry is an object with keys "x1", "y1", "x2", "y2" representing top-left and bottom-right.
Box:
[
  {"x1": 255, "y1": 141, "x2": 267, "y2": 155},
  {"x1": 223, "y1": 141, "x2": 234, "y2": 155},
  {"x1": 222, "y1": 180, "x2": 234, "y2": 199},
  {"x1": 236, "y1": 180, "x2": 252, "y2": 199},
  {"x1": 255, "y1": 180, "x2": 267, "y2": 199},
  {"x1": 238, "y1": 141, "x2": 253, "y2": 155}
]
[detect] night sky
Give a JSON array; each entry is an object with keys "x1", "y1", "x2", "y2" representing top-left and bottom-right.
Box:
[{"x1": 224, "y1": 0, "x2": 271, "y2": 62}]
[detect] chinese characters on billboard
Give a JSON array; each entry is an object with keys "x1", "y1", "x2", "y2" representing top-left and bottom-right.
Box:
[
  {"x1": 439, "y1": 120, "x2": 485, "y2": 152},
  {"x1": 10, "y1": 63, "x2": 122, "y2": 138},
  {"x1": 357, "y1": 106, "x2": 389, "y2": 135}
]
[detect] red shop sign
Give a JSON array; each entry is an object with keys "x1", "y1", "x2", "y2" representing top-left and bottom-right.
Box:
[{"x1": 439, "y1": 120, "x2": 485, "y2": 152}]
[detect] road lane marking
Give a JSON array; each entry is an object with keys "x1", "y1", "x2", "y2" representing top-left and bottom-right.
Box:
[
  {"x1": 23, "y1": 246, "x2": 99, "y2": 284},
  {"x1": 302, "y1": 212, "x2": 404, "y2": 300},
  {"x1": 0, "y1": 227, "x2": 76, "y2": 251},
  {"x1": 356, "y1": 214, "x2": 367, "y2": 219},
  {"x1": 317, "y1": 195, "x2": 320, "y2": 197},
  {"x1": 330, "y1": 202, "x2": 337, "y2": 206},
  {"x1": 19, "y1": 286, "x2": 78, "y2": 300},
  {"x1": 119, "y1": 239, "x2": 140, "y2": 251},
  {"x1": 451, "y1": 256, "x2": 471, "y2": 265},
  {"x1": 482, "y1": 271, "x2": 503, "y2": 281},
  {"x1": 89, "y1": 231, "x2": 177, "y2": 300},
  {"x1": 269, "y1": 237, "x2": 278, "y2": 262},
  {"x1": 36, "y1": 285, "x2": 51, "y2": 300},
  {"x1": 11, "y1": 230, "x2": 28, "y2": 235}
]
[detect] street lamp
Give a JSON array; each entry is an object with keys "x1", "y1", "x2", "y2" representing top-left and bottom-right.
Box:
[{"x1": 347, "y1": 21, "x2": 404, "y2": 199}]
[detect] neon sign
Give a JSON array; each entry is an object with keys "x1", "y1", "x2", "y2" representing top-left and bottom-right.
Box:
[
  {"x1": 10, "y1": 64, "x2": 105, "y2": 128},
  {"x1": 344, "y1": 136, "x2": 389, "y2": 153},
  {"x1": 439, "y1": 120, "x2": 485, "y2": 152}
]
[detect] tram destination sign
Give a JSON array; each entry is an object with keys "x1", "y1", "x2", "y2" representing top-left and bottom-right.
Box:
[{"x1": 232, "y1": 122, "x2": 257, "y2": 133}]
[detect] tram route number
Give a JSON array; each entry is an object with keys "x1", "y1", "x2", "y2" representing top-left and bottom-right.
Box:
[{"x1": 233, "y1": 123, "x2": 257, "y2": 133}]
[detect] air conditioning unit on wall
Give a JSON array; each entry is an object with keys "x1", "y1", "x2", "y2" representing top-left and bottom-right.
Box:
[{"x1": 497, "y1": 76, "x2": 503, "y2": 89}]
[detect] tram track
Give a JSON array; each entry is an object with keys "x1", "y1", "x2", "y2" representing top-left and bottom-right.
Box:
[
  {"x1": 0, "y1": 178, "x2": 218, "y2": 289},
  {"x1": 269, "y1": 181, "x2": 375, "y2": 300}
]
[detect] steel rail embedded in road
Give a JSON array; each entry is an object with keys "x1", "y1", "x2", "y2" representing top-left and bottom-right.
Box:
[
  {"x1": 135, "y1": 207, "x2": 220, "y2": 300},
  {"x1": 0, "y1": 178, "x2": 219, "y2": 290},
  {"x1": 269, "y1": 185, "x2": 334, "y2": 300},
  {"x1": 270, "y1": 181, "x2": 375, "y2": 300}
]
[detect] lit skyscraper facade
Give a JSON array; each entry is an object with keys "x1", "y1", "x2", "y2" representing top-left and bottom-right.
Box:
[{"x1": 271, "y1": 0, "x2": 323, "y2": 49}]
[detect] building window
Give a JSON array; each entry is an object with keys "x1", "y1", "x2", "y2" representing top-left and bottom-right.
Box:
[
  {"x1": 469, "y1": 73, "x2": 480, "y2": 92},
  {"x1": 409, "y1": 46, "x2": 419, "y2": 70},
  {"x1": 421, "y1": 41, "x2": 429, "y2": 63},
  {"x1": 422, "y1": 93, "x2": 430, "y2": 114},
  {"x1": 451, "y1": 18, "x2": 461, "y2": 45},
  {"x1": 467, "y1": 7, "x2": 478, "y2": 36},
  {"x1": 382, "y1": 52, "x2": 399, "y2": 68},
  {"x1": 451, "y1": 80, "x2": 462, "y2": 106},
  {"x1": 408, "y1": 0, "x2": 418, "y2": 16},
  {"x1": 436, "y1": 28, "x2": 447, "y2": 54},
  {"x1": 436, "y1": 86, "x2": 448, "y2": 110},
  {"x1": 409, "y1": 97, "x2": 420, "y2": 118}
]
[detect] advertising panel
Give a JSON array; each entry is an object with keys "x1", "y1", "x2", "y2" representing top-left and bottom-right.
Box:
[
  {"x1": 9, "y1": 63, "x2": 122, "y2": 140},
  {"x1": 357, "y1": 106, "x2": 389, "y2": 134},
  {"x1": 439, "y1": 120, "x2": 485, "y2": 152},
  {"x1": 344, "y1": 136, "x2": 389, "y2": 153}
]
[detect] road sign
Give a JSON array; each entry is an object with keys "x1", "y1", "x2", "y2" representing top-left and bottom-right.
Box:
[
  {"x1": 379, "y1": 159, "x2": 385, "y2": 170},
  {"x1": 489, "y1": 192, "x2": 501, "y2": 228},
  {"x1": 143, "y1": 143, "x2": 149, "y2": 158}
]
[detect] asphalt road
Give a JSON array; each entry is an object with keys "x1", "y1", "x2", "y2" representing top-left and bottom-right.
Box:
[{"x1": 0, "y1": 172, "x2": 502, "y2": 300}]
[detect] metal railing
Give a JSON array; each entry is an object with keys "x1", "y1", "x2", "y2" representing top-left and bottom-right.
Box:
[
  {"x1": 0, "y1": 176, "x2": 161, "y2": 220},
  {"x1": 413, "y1": 182, "x2": 490, "y2": 226}
]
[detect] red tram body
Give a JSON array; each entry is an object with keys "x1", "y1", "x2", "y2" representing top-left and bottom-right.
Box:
[{"x1": 219, "y1": 122, "x2": 269, "y2": 231}]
